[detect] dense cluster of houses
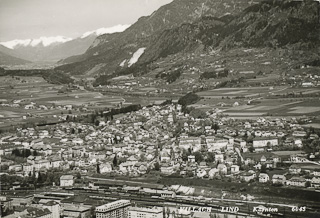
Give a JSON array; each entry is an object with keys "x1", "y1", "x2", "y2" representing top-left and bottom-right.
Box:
[{"x1": 0, "y1": 104, "x2": 319, "y2": 191}]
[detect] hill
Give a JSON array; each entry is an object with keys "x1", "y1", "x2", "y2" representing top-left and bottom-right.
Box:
[{"x1": 0, "y1": 47, "x2": 31, "y2": 66}]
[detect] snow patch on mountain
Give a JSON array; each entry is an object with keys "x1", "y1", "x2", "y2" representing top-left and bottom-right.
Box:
[
  {"x1": 0, "y1": 36, "x2": 72, "y2": 49},
  {"x1": 120, "y1": 60, "x2": 127, "y2": 67},
  {"x1": 128, "y1": 48, "x2": 146, "y2": 67},
  {"x1": 81, "y1": 24, "x2": 131, "y2": 39}
]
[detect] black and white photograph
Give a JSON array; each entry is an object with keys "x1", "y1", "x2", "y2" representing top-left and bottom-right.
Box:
[{"x1": 0, "y1": 0, "x2": 319, "y2": 217}]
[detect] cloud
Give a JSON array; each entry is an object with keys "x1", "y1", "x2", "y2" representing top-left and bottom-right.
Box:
[{"x1": 81, "y1": 24, "x2": 131, "y2": 38}]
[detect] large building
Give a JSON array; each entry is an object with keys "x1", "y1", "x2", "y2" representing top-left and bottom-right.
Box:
[
  {"x1": 63, "y1": 205, "x2": 91, "y2": 218},
  {"x1": 253, "y1": 138, "x2": 278, "y2": 149},
  {"x1": 96, "y1": 200, "x2": 131, "y2": 218},
  {"x1": 128, "y1": 207, "x2": 163, "y2": 218}
]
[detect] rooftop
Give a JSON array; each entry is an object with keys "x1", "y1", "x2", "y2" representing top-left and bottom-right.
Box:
[
  {"x1": 96, "y1": 200, "x2": 131, "y2": 212},
  {"x1": 129, "y1": 206, "x2": 162, "y2": 213}
]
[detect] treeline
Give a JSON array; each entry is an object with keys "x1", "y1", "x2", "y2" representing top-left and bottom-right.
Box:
[
  {"x1": 11, "y1": 148, "x2": 38, "y2": 158},
  {"x1": 178, "y1": 92, "x2": 201, "y2": 107},
  {"x1": 68, "y1": 104, "x2": 142, "y2": 125},
  {"x1": 0, "y1": 69, "x2": 73, "y2": 84},
  {"x1": 93, "y1": 61, "x2": 153, "y2": 87},
  {"x1": 200, "y1": 69, "x2": 229, "y2": 80},
  {"x1": 156, "y1": 68, "x2": 182, "y2": 83}
]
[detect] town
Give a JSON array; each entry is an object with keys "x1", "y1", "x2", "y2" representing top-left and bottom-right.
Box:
[{"x1": 1, "y1": 101, "x2": 320, "y2": 217}]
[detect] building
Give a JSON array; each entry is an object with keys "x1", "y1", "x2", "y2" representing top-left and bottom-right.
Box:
[
  {"x1": 128, "y1": 207, "x2": 163, "y2": 218},
  {"x1": 0, "y1": 196, "x2": 13, "y2": 213},
  {"x1": 63, "y1": 204, "x2": 91, "y2": 218},
  {"x1": 60, "y1": 175, "x2": 74, "y2": 187},
  {"x1": 272, "y1": 174, "x2": 286, "y2": 185},
  {"x1": 253, "y1": 138, "x2": 278, "y2": 149},
  {"x1": 259, "y1": 173, "x2": 270, "y2": 183},
  {"x1": 8, "y1": 194, "x2": 33, "y2": 208},
  {"x1": 42, "y1": 201, "x2": 60, "y2": 218},
  {"x1": 286, "y1": 177, "x2": 306, "y2": 187},
  {"x1": 96, "y1": 200, "x2": 131, "y2": 218},
  {"x1": 7, "y1": 207, "x2": 53, "y2": 218},
  {"x1": 230, "y1": 165, "x2": 240, "y2": 174}
]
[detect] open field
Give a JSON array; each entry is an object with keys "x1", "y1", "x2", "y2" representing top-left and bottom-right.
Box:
[
  {"x1": 196, "y1": 86, "x2": 320, "y2": 124},
  {"x1": 198, "y1": 86, "x2": 288, "y2": 98},
  {"x1": 0, "y1": 76, "x2": 129, "y2": 129}
]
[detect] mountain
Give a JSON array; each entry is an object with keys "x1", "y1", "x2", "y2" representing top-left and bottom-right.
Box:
[
  {"x1": 0, "y1": 45, "x2": 31, "y2": 65},
  {"x1": 138, "y1": 0, "x2": 319, "y2": 64},
  {"x1": 0, "y1": 25, "x2": 130, "y2": 64},
  {"x1": 56, "y1": 0, "x2": 253, "y2": 75},
  {"x1": 90, "y1": 0, "x2": 319, "y2": 86},
  {"x1": 0, "y1": 35, "x2": 95, "y2": 63}
]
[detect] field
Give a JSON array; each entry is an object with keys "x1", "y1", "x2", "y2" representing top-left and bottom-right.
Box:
[
  {"x1": 0, "y1": 76, "x2": 127, "y2": 129},
  {"x1": 196, "y1": 86, "x2": 320, "y2": 123}
]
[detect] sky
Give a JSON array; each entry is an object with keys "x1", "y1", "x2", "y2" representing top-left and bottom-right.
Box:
[{"x1": 0, "y1": 0, "x2": 173, "y2": 42}]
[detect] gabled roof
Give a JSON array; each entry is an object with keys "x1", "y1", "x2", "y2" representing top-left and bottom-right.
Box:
[{"x1": 60, "y1": 175, "x2": 74, "y2": 180}]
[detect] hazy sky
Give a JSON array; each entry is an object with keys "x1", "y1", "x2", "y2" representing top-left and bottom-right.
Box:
[{"x1": 0, "y1": 0, "x2": 173, "y2": 41}]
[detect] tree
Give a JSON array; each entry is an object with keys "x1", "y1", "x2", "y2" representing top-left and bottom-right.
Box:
[
  {"x1": 178, "y1": 92, "x2": 201, "y2": 107},
  {"x1": 194, "y1": 151, "x2": 204, "y2": 163},
  {"x1": 113, "y1": 156, "x2": 118, "y2": 167},
  {"x1": 95, "y1": 120, "x2": 100, "y2": 126},
  {"x1": 190, "y1": 108, "x2": 207, "y2": 119},
  {"x1": 96, "y1": 164, "x2": 100, "y2": 174},
  {"x1": 76, "y1": 172, "x2": 81, "y2": 179},
  {"x1": 154, "y1": 162, "x2": 160, "y2": 171},
  {"x1": 181, "y1": 150, "x2": 188, "y2": 161},
  {"x1": 261, "y1": 164, "x2": 267, "y2": 173},
  {"x1": 207, "y1": 152, "x2": 215, "y2": 163},
  {"x1": 305, "y1": 181, "x2": 311, "y2": 188}
]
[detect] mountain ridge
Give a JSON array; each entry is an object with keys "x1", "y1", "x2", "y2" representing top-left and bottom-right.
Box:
[
  {"x1": 90, "y1": 0, "x2": 319, "y2": 85},
  {"x1": 56, "y1": 0, "x2": 253, "y2": 74}
]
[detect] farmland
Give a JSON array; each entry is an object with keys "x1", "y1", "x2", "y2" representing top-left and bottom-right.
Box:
[
  {"x1": 195, "y1": 86, "x2": 320, "y2": 123},
  {"x1": 0, "y1": 76, "x2": 127, "y2": 130}
]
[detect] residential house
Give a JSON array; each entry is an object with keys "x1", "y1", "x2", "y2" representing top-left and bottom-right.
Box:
[
  {"x1": 230, "y1": 165, "x2": 240, "y2": 174},
  {"x1": 289, "y1": 164, "x2": 302, "y2": 174},
  {"x1": 217, "y1": 164, "x2": 227, "y2": 175},
  {"x1": 259, "y1": 173, "x2": 270, "y2": 183},
  {"x1": 22, "y1": 164, "x2": 34, "y2": 176},
  {"x1": 311, "y1": 177, "x2": 320, "y2": 188},
  {"x1": 241, "y1": 172, "x2": 255, "y2": 182},
  {"x1": 286, "y1": 177, "x2": 306, "y2": 187},
  {"x1": 160, "y1": 151, "x2": 171, "y2": 162},
  {"x1": 187, "y1": 155, "x2": 195, "y2": 163},
  {"x1": 290, "y1": 154, "x2": 308, "y2": 163},
  {"x1": 160, "y1": 163, "x2": 175, "y2": 175},
  {"x1": 207, "y1": 139, "x2": 228, "y2": 152},
  {"x1": 60, "y1": 175, "x2": 74, "y2": 187},
  {"x1": 272, "y1": 174, "x2": 286, "y2": 185},
  {"x1": 215, "y1": 154, "x2": 224, "y2": 163},
  {"x1": 99, "y1": 163, "x2": 113, "y2": 174},
  {"x1": 208, "y1": 168, "x2": 219, "y2": 179}
]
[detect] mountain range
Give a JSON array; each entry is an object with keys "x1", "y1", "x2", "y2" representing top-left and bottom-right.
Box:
[
  {"x1": 0, "y1": 25, "x2": 130, "y2": 65},
  {"x1": 1, "y1": 0, "x2": 319, "y2": 84},
  {"x1": 55, "y1": 0, "x2": 253, "y2": 74},
  {"x1": 54, "y1": 0, "x2": 319, "y2": 85}
]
